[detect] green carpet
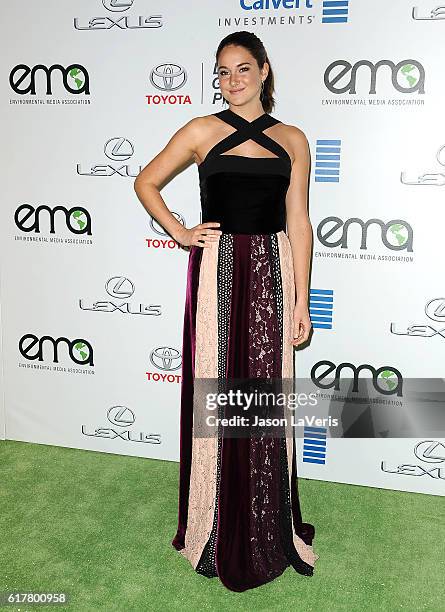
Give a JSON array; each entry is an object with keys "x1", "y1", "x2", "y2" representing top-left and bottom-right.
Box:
[{"x1": 0, "y1": 440, "x2": 443, "y2": 611}]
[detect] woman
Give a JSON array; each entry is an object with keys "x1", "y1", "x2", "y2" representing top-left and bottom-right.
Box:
[{"x1": 134, "y1": 30, "x2": 318, "y2": 592}]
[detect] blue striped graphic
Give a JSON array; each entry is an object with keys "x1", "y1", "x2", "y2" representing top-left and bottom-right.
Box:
[
  {"x1": 310, "y1": 289, "x2": 333, "y2": 329},
  {"x1": 315, "y1": 139, "x2": 341, "y2": 182},
  {"x1": 303, "y1": 426, "x2": 327, "y2": 465},
  {"x1": 322, "y1": 0, "x2": 349, "y2": 23}
]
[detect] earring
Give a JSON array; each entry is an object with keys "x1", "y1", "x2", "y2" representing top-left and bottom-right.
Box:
[{"x1": 260, "y1": 80, "x2": 264, "y2": 99}]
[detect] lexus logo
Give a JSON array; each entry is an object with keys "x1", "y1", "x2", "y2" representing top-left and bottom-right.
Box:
[
  {"x1": 149, "y1": 347, "x2": 182, "y2": 371},
  {"x1": 414, "y1": 440, "x2": 445, "y2": 463},
  {"x1": 102, "y1": 0, "x2": 134, "y2": 11},
  {"x1": 107, "y1": 406, "x2": 135, "y2": 427},
  {"x1": 104, "y1": 137, "x2": 134, "y2": 161},
  {"x1": 391, "y1": 296, "x2": 445, "y2": 339},
  {"x1": 105, "y1": 277, "x2": 135, "y2": 299},
  {"x1": 149, "y1": 64, "x2": 187, "y2": 91},
  {"x1": 425, "y1": 298, "x2": 445, "y2": 322}
]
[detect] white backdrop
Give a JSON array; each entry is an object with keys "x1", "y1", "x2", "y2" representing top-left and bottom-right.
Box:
[{"x1": 1, "y1": 0, "x2": 444, "y2": 496}]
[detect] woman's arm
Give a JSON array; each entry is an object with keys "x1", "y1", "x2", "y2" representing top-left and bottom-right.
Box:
[
  {"x1": 134, "y1": 117, "x2": 221, "y2": 248},
  {"x1": 285, "y1": 127, "x2": 313, "y2": 346}
]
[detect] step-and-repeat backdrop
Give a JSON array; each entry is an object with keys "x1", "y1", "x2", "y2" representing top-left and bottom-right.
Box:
[{"x1": 1, "y1": 1, "x2": 444, "y2": 496}]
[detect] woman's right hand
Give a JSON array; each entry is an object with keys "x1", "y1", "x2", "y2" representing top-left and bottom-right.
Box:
[{"x1": 176, "y1": 222, "x2": 222, "y2": 248}]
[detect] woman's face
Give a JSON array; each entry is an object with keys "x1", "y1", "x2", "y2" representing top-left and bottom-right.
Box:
[{"x1": 216, "y1": 44, "x2": 268, "y2": 107}]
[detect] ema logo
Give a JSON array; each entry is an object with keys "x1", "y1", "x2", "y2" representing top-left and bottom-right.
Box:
[
  {"x1": 324, "y1": 59, "x2": 425, "y2": 95},
  {"x1": 322, "y1": 0, "x2": 350, "y2": 24},
  {"x1": 14, "y1": 204, "x2": 92, "y2": 236},
  {"x1": 303, "y1": 426, "x2": 327, "y2": 464},
  {"x1": 315, "y1": 140, "x2": 341, "y2": 182},
  {"x1": 310, "y1": 289, "x2": 334, "y2": 329},
  {"x1": 9, "y1": 64, "x2": 89, "y2": 95},
  {"x1": 317, "y1": 217, "x2": 414, "y2": 252},
  {"x1": 19, "y1": 335, "x2": 94, "y2": 366}
]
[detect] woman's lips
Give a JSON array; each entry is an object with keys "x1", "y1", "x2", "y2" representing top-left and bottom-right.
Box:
[{"x1": 229, "y1": 88, "x2": 244, "y2": 94}]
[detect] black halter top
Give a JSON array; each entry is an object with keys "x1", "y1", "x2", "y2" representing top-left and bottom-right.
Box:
[{"x1": 198, "y1": 108, "x2": 292, "y2": 235}]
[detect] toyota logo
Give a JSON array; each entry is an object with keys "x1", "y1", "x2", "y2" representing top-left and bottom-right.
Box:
[
  {"x1": 150, "y1": 212, "x2": 185, "y2": 236},
  {"x1": 149, "y1": 64, "x2": 187, "y2": 91},
  {"x1": 150, "y1": 347, "x2": 182, "y2": 371}
]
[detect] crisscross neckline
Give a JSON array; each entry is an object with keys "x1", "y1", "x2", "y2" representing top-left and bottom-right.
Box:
[
  {"x1": 224, "y1": 108, "x2": 268, "y2": 126},
  {"x1": 198, "y1": 108, "x2": 292, "y2": 168}
]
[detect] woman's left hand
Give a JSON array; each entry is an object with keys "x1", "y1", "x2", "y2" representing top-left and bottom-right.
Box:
[{"x1": 292, "y1": 303, "x2": 312, "y2": 347}]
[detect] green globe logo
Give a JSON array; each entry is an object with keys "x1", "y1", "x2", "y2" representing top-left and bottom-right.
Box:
[
  {"x1": 73, "y1": 342, "x2": 90, "y2": 362},
  {"x1": 397, "y1": 64, "x2": 421, "y2": 89},
  {"x1": 68, "y1": 67, "x2": 86, "y2": 91},
  {"x1": 388, "y1": 223, "x2": 409, "y2": 247},
  {"x1": 378, "y1": 370, "x2": 398, "y2": 392},
  {"x1": 70, "y1": 210, "x2": 88, "y2": 231}
]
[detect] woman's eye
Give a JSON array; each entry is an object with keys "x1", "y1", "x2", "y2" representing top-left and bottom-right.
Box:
[{"x1": 218, "y1": 67, "x2": 249, "y2": 77}]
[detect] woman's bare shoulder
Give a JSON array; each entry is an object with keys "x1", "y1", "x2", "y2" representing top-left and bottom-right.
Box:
[
  {"x1": 275, "y1": 120, "x2": 310, "y2": 163},
  {"x1": 175, "y1": 113, "x2": 221, "y2": 147},
  {"x1": 180, "y1": 113, "x2": 220, "y2": 134},
  {"x1": 176, "y1": 113, "x2": 227, "y2": 165},
  {"x1": 278, "y1": 121, "x2": 308, "y2": 145}
]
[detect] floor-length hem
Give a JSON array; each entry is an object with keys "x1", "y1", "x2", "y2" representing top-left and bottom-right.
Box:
[{"x1": 172, "y1": 231, "x2": 319, "y2": 592}]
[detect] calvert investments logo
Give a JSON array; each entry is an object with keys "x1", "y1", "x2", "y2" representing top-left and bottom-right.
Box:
[
  {"x1": 82, "y1": 406, "x2": 162, "y2": 444},
  {"x1": 13, "y1": 203, "x2": 93, "y2": 244},
  {"x1": 309, "y1": 289, "x2": 333, "y2": 329},
  {"x1": 390, "y1": 297, "x2": 445, "y2": 340},
  {"x1": 18, "y1": 334, "x2": 94, "y2": 368},
  {"x1": 321, "y1": 0, "x2": 350, "y2": 23},
  {"x1": 220, "y1": 0, "x2": 329, "y2": 27},
  {"x1": 400, "y1": 143, "x2": 445, "y2": 187},
  {"x1": 315, "y1": 216, "x2": 414, "y2": 263},
  {"x1": 302, "y1": 426, "x2": 328, "y2": 465},
  {"x1": 381, "y1": 440, "x2": 445, "y2": 480},
  {"x1": 9, "y1": 63, "x2": 90, "y2": 97},
  {"x1": 145, "y1": 63, "x2": 191, "y2": 106},
  {"x1": 77, "y1": 137, "x2": 143, "y2": 177},
  {"x1": 314, "y1": 139, "x2": 341, "y2": 183},
  {"x1": 73, "y1": 0, "x2": 163, "y2": 31},
  {"x1": 79, "y1": 276, "x2": 162, "y2": 316},
  {"x1": 146, "y1": 346, "x2": 182, "y2": 383}
]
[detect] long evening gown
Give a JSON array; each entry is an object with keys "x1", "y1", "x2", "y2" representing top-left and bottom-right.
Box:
[{"x1": 171, "y1": 107, "x2": 318, "y2": 592}]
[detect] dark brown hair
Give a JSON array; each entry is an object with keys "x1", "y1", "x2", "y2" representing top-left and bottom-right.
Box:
[{"x1": 215, "y1": 31, "x2": 275, "y2": 114}]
